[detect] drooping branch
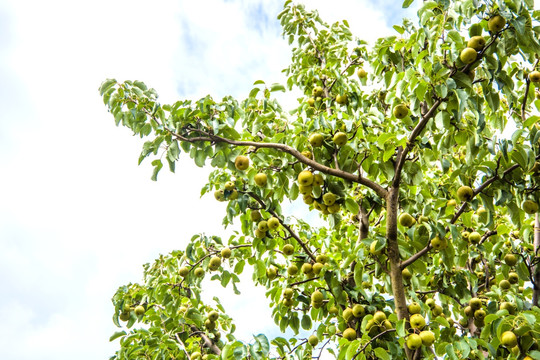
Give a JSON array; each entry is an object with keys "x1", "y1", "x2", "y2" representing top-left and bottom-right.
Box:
[
  {"x1": 170, "y1": 128, "x2": 388, "y2": 199},
  {"x1": 351, "y1": 329, "x2": 396, "y2": 360},
  {"x1": 176, "y1": 244, "x2": 252, "y2": 287},
  {"x1": 479, "y1": 230, "x2": 497, "y2": 245},
  {"x1": 189, "y1": 325, "x2": 221, "y2": 355},
  {"x1": 247, "y1": 191, "x2": 317, "y2": 262},
  {"x1": 174, "y1": 333, "x2": 192, "y2": 360}
]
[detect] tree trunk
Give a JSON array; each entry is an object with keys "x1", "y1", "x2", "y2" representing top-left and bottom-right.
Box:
[
  {"x1": 533, "y1": 213, "x2": 540, "y2": 307},
  {"x1": 386, "y1": 188, "x2": 412, "y2": 359}
]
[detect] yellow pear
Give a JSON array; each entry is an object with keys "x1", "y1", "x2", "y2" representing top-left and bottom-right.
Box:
[
  {"x1": 393, "y1": 104, "x2": 409, "y2": 119},
  {"x1": 234, "y1": 155, "x2": 249, "y2": 171},
  {"x1": 488, "y1": 15, "x2": 506, "y2": 33},
  {"x1": 460, "y1": 47, "x2": 477, "y2": 64},
  {"x1": 467, "y1": 36, "x2": 486, "y2": 51}
]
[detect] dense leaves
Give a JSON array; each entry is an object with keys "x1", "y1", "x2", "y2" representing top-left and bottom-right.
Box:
[{"x1": 101, "y1": 0, "x2": 540, "y2": 359}]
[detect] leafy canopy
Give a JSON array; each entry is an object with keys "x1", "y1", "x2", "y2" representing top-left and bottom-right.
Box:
[{"x1": 100, "y1": 0, "x2": 540, "y2": 359}]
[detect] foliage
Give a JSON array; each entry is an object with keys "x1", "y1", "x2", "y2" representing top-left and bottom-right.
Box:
[{"x1": 100, "y1": 0, "x2": 540, "y2": 359}]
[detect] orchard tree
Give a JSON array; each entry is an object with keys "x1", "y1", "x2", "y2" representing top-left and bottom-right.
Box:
[{"x1": 100, "y1": 1, "x2": 540, "y2": 359}]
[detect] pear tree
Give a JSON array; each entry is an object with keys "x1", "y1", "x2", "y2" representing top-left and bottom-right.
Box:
[{"x1": 101, "y1": 0, "x2": 540, "y2": 359}]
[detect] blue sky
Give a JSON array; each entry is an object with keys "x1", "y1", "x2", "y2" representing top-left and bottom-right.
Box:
[{"x1": 0, "y1": 1, "x2": 415, "y2": 359}]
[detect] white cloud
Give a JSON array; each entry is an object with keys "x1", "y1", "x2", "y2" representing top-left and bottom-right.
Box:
[{"x1": 0, "y1": 1, "x2": 412, "y2": 359}]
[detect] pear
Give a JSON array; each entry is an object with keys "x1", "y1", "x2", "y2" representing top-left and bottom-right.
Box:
[
  {"x1": 467, "y1": 36, "x2": 486, "y2": 51},
  {"x1": 460, "y1": 47, "x2": 477, "y2": 64},
  {"x1": 393, "y1": 104, "x2": 409, "y2": 119},
  {"x1": 488, "y1": 15, "x2": 506, "y2": 33},
  {"x1": 234, "y1": 155, "x2": 249, "y2": 170}
]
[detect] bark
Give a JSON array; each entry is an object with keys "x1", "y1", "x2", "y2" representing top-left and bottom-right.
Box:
[
  {"x1": 533, "y1": 214, "x2": 540, "y2": 307},
  {"x1": 385, "y1": 188, "x2": 412, "y2": 359},
  {"x1": 190, "y1": 325, "x2": 221, "y2": 355},
  {"x1": 358, "y1": 204, "x2": 369, "y2": 241}
]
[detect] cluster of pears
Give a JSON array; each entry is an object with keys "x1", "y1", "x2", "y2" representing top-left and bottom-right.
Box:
[
  {"x1": 213, "y1": 155, "x2": 250, "y2": 200},
  {"x1": 298, "y1": 170, "x2": 341, "y2": 214},
  {"x1": 297, "y1": 254, "x2": 328, "y2": 279},
  {"x1": 249, "y1": 209, "x2": 280, "y2": 239},
  {"x1": 424, "y1": 298, "x2": 444, "y2": 319},
  {"x1": 460, "y1": 14, "x2": 505, "y2": 65},
  {"x1": 365, "y1": 310, "x2": 393, "y2": 337},
  {"x1": 499, "y1": 269, "x2": 520, "y2": 291},
  {"x1": 308, "y1": 130, "x2": 349, "y2": 148},
  {"x1": 119, "y1": 303, "x2": 146, "y2": 322},
  {"x1": 190, "y1": 350, "x2": 216, "y2": 360},
  {"x1": 178, "y1": 262, "x2": 208, "y2": 278},
  {"x1": 311, "y1": 290, "x2": 325, "y2": 309},
  {"x1": 215, "y1": 155, "x2": 272, "y2": 202},
  {"x1": 340, "y1": 304, "x2": 368, "y2": 341},
  {"x1": 204, "y1": 310, "x2": 220, "y2": 331},
  {"x1": 398, "y1": 211, "x2": 449, "y2": 250},
  {"x1": 405, "y1": 304, "x2": 435, "y2": 350},
  {"x1": 282, "y1": 287, "x2": 295, "y2": 307},
  {"x1": 214, "y1": 179, "x2": 239, "y2": 202},
  {"x1": 181, "y1": 248, "x2": 232, "y2": 278},
  {"x1": 463, "y1": 297, "x2": 487, "y2": 328},
  {"x1": 462, "y1": 230, "x2": 481, "y2": 244},
  {"x1": 307, "y1": 86, "x2": 325, "y2": 107}
]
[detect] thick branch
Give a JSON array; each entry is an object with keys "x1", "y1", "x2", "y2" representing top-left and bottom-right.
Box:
[
  {"x1": 533, "y1": 214, "x2": 540, "y2": 307},
  {"x1": 189, "y1": 325, "x2": 221, "y2": 355},
  {"x1": 400, "y1": 243, "x2": 432, "y2": 269},
  {"x1": 392, "y1": 98, "x2": 443, "y2": 187},
  {"x1": 172, "y1": 130, "x2": 388, "y2": 199}
]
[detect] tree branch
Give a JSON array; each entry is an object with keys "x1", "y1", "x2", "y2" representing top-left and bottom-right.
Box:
[
  {"x1": 403, "y1": 161, "x2": 522, "y2": 269},
  {"x1": 175, "y1": 333, "x2": 192, "y2": 360},
  {"x1": 400, "y1": 243, "x2": 432, "y2": 269},
  {"x1": 171, "y1": 128, "x2": 388, "y2": 199},
  {"x1": 521, "y1": 59, "x2": 539, "y2": 122},
  {"x1": 247, "y1": 191, "x2": 317, "y2": 262},
  {"x1": 351, "y1": 329, "x2": 396, "y2": 359},
  {"x1": 189, "y1": 325, "x2": 221, "y2": 355},
  {"x1": 392, "y1": 98, "x2": 443, "y2": 188}
]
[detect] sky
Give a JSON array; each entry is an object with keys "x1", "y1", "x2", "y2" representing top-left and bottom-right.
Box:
[{"x1": 0, "y1": 1, "x2": 416, "y2": 359}]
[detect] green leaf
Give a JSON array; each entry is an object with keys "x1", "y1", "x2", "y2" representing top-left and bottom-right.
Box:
[
  {"x1": 270, "y1": 83, "x2": 286, "y2": 92},
  {"x1": 99, "y1": 79, "x2": 117, "y2": 95},
  {"x1": 345, "y1": 198, "x2": 359, "y2": 214},
  {"x1": 301, "y1": 314, "x2": 312, "y2": 330},
  {"x1": 109, "y1": 330, "x2": 126, "y2": 342},
  {"x1": 402, "y1": 0, "x2": 414, "y2": 8},
  {"x1": 396, "y1": 319, "x2": 406, "y2": 337},
  {"x1": 151, "y1": 159, "x2": 163, "y2": 181},
  {"x1": 249, "y1": 88, "x2": 260, "y2": 98},
  {"x1": 185, "y1": 308, "x2": 203, "y2": 327},
  {"x1": 373, "y1": 348, "x2": 390, "y2": 360}
]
